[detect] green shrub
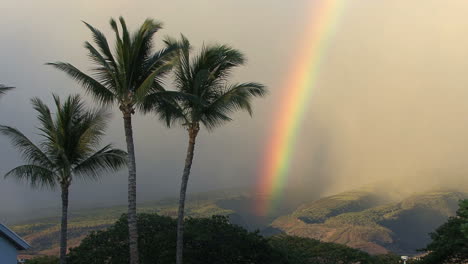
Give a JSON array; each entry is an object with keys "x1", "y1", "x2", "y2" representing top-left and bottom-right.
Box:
[
  {"x1": 67, "y1": 214, "x2": 285, "y2": 264},
  {"x1": 419, "y1": 200, "x2": 468, "y2": 263},
  {"x1": 269, "y1": 235, "x2": 373, "y2": 264},
  {"x1": 27, "y1": 255, "x2": 59, "y2": 264},
  {"x1": 68, "y1": 213, "x2": 398, "y2": 264}
]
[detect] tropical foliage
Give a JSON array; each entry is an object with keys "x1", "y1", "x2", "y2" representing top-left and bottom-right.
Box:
[
  {"x1": 419, "y1": 199, "x2": 468, "y2": 263},
  {"x1": 269, "y1": 236, "x2": 369, "y2": 264},
  {"x1": 28, "y1": 256, "x2": 60, "y2": 264},
  {"x1": 68, "y1": 213, "x2": 409, "y2": 264},
  {"x1": 47, "y1": 17, "x2": 177, "y2": 264},
  {"x1": 67, "y1": 214, "x2": 284, "y2": 264},
  {"x1": 0, "y1": 94, "x2": 127, "y2": 264},
  {"x1": 269, "y1": 236, "x2": 406, "y2": 264}
]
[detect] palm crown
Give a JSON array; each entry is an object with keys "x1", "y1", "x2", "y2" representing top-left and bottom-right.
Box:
[
  {"x1": 158, "y1": 35, "x2": 267, "y2": 130},
  {"x1": 0, "y1": 94, "x2": 127, "y2": 188},
  {"x1": 47, "y1": 17, "x2": 175, "y2": 115}
]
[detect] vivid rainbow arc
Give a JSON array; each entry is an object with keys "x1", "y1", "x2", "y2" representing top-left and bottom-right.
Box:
[{"x1": 256, "y1": 0, "x2": 346, "y2": 216}]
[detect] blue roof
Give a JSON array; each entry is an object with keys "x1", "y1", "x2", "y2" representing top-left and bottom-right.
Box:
[{"x1": 0, "y1": 223, "x2": 30, "y2": 250}]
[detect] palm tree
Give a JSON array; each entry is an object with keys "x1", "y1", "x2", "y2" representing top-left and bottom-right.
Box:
[
  {"x1": 0, "y1": 94, "x2": 127, "y2": 264},
  {"x1": 47, "y1": 17, "x2": 176, "y2": 264},
  {"x1": 0, "y1": 84, "x2": 14, "y2": 98},
  {"x1": 154, "y1": 36, "x2": 267, "y2": 264}
]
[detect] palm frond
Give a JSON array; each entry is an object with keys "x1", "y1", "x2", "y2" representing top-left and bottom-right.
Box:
[
  {"x1": 0, "y1": 84, "x2": 14, "y2": 98},
  {"x1": 82, "y1": 21, "x2": 118, "y2": 70},
  {"x1": 140, "y1": 91, "x2": 189, "y2": 127},
  {"x1": 129, "y1": 19, "x2": 163, "y2": 86},
  {"x1": 165, "y1": 35, "x2": 192, "y2": 95},
  {"x1": 5, "y1": 165, "x2": 56, "y2": 189},
  {"x1": 190, "y1": 44, "x2": 245, "y2": 89},
  {"x1": 73, "y1": 144, "x2": 127, "y2": 181},
  {"x1": 30, "y1": 97, "x2": 58, "y2": 158},
  {"x1": 46, "y1": 62, "x2": 115, "y2": 105},
  {"x1": 199, "y1": 110, "x2": 232, "y2": 131},
  {"x1": 136, "y1": 43, "x2": 178, "y2": 95},
  {"x1": 84, "y1": 41, "x2": 119, "y2": 91},
  {"x1": 206, "y1": 82, "x2": 266, "y2": 115},
  {"x1": 75, "y1": 107, "x2": 112, "y2": 157},
  {"x1": 0, "y1": 125, "x2": 54, "y2": 168},
  {"x1": 134, "y1": 62, "x2": 173, "y2": 103},
  {"x1": 167, "y1": 36, "x2": 267, "y2": 130}
]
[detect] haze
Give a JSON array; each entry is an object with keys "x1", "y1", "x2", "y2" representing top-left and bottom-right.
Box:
[{"x1": 1, "y1": 0, "x2": 468, "y2": 221}]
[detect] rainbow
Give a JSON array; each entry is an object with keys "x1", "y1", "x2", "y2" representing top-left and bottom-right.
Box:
[{"x1": 256, "y1": 0, "x2": 346, "y2": 216}]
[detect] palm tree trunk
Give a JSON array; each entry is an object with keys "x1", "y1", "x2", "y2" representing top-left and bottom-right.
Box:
[
  {"x1": 59, "y1": 184, "x2": 69, "y2": 264},
  {"x1": 176, "y1": 124, "x2": 200, "y2": 264},
  {"x1": 123, "y1": 112, "x2": 139, "y2": 264}
]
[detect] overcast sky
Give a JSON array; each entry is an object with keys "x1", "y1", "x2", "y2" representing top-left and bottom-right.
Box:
[{"x1": 2, "y1": 0, "x2": 468, "y2": 219}]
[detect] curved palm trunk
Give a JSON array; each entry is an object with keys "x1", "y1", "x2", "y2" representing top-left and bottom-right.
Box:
[
  {"x1": 123, "y1": 113, "x2": 139, "y2": 264},
  {"x1": 176, "y1": 124, "x2": 200, "y2": 264},
  {"x1": 59, "y1": 184, "x2": 69, "y2": 264}
]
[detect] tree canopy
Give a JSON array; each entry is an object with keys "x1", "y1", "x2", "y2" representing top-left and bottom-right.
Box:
[
  {"x1": 67, "y1": 214, "x2": 284, "y2": 264},
  {"x1": 0, "y1": 94, "x2": 127, "y2": 189},
  {"x1": 66, "y1": 213, "x2": 404, "y2": 264},
  {"x1": 420, "y1": 199, "x2": 468, "y2": 263}
]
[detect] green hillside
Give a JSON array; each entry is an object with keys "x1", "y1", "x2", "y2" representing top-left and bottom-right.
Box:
[
  {"x1": 291, "y1": 190, "x2": 385, "y2": 223},
  {"x1": 271, "y1": 190, "x2": 467, "y2": 255}
]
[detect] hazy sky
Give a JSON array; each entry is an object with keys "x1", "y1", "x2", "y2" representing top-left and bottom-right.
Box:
[{"x1": 2, "y1": 0, "x2": 468, "y2": 219}]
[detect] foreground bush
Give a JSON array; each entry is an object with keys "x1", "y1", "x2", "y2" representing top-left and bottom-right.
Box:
[
  {"x1": 270, "y1": 235, "x2": 373, "y2": 264},
  {"x1": 419, "y1": 200, "x2": 468, "y2": 264},
  {"x1": 67, "y1": 214, "x2": 285, "y2": 264},
  {"x1": 67, "y1": 213, "x2": 400, "y2": 264},
  {"x1": 28, "y1": 255, "x2": 59, "y2": 264}
]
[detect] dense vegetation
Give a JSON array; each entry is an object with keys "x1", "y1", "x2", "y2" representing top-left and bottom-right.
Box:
[
  {"x1": 270, "y1": 236, "x2": 374, "y2": 264},
  {"x1": 419, "y1": 200, "x2": 468, "y2": 264},
  {"x1": 67, "y1": 214, "x2": 282, "y2": 264},
  {"x1": 27, "y1": 256, "x2": 59, "y2": 264},
  {"x1": 65, "y1": 213, "x2": 405, "y2": 264}
]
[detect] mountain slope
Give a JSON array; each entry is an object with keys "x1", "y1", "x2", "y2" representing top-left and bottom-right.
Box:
[{"x1": 271, "y1": 190, "x2": 467, "y2": 255}]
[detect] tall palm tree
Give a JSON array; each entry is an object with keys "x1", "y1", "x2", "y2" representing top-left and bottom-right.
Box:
[
  {"x1": 154, "y1": 36, "x2": 267, "y2": 264},
  {"x1": 0, "y1": 84, "x2": 14, "y2": 98},
  {"x1": 47, "y1": 17, "x2": 176, "y2": 264},
  {"x1": 0, "y1": 94, "x2": 127, "y2": 264}
]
